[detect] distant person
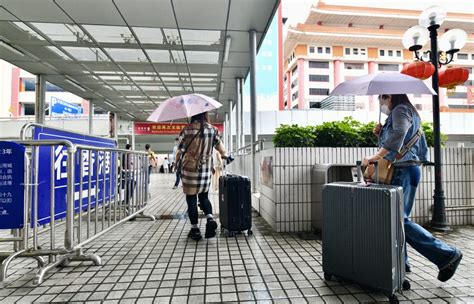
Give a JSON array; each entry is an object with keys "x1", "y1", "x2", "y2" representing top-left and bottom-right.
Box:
[
  {"x1": 363, "y1": 94, "x2": 462, "y2": 282},
  {"x1": 212, "y1": 150, "x2": 224, "y2": 191},
  {"x1": 122, "y1": 144, "x2": 134, "y2": 204},
  {"x1": 173, "y1": 138, "x2": 182, "y2": 189},
  {"x1": 176, "y1": 111, "x2": 233, "y2": 240},
  {"x1": 162, "y1": 157, "x2": 170, "y2": 174},
  {"x1": 145, "y1": 144, "x2": 157, "y2": 183}
]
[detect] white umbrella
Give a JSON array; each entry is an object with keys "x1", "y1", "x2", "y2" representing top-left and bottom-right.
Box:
[
  {"x1": 147, "y1": 93, "x2": 222, "y2": 122},
  {"x1": 330, "y1": 72, "x2": 436, "y2": 96}
]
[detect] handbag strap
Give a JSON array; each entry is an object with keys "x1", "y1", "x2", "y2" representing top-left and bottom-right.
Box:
[{"x1": 396, "y1": 127, "x2": 423, "y2": 160}]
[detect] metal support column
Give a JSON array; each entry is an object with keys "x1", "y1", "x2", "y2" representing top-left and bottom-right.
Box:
[
  {"x1": 249, "y1": 29, "x2": 258, "y2": 193},
  {"x1": 34, "y1": 75, "x2": 46, "y2": 124},
  {"x1": 228, "y1": 100, "x2": 233, "y2": 153},
  {"x1": 238, "y1": 77, "x2": 244, "y2": 148},
  {"x1": 224, "y1": 113, "x2": 229, "y2": 150},
  {"x1": 131, "y1": 121, "x2": 136, "y2": 150},
  {"x1": 89, "y1": 103, "x2": 94, "y2": 134},
  {"x1": 235, "y1": 80, "x2": 240, "y2": 151},
  {"x1": 235, "y1": 78, "x2": 242, "y2": 150}
]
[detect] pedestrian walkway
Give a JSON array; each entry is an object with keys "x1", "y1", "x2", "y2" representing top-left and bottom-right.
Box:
[{"x1": 0, "y1": 174, "x2": 473, "y2": 303}]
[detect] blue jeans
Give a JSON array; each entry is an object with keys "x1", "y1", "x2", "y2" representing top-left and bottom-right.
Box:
[
  {"x1": 392, "y1": 166, "x2": 457, "y2": 269},
  {"x1": 174, "y1": 169, "x2": 181, "y2": 187}
]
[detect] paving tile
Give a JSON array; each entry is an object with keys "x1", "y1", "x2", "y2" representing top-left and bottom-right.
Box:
[{"x1": 0, "y1": 175, "x2": 472, "y2": 304}]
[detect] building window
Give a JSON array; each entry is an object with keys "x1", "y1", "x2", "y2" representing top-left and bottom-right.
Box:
[
  {"x1": 309, "y1": 75, "x2": 330, "y2": 82},
  {"x1": 353, "y1": 48, "x2": 358, "y2": 55},
  {"x1": 317, "y1": 47, "x2": 323, "y2": 54},
  {"x1": 291, "y1": 79, "x2": 298, "y2": 88},
  {"x1": 345, "y1": 48, "x2": 350, "y2": 55},
  {"x1": 448, "y1": 92, "x2": 468, "y2": 99},
  {"x1": 457, "y1": 53, "x2": 468, "y2": 60},
  {"x1": 396, "y1": 50, "x2": 401, "y2": 57},
  {"x1": 325, "y1": 47, "x2": 331, "y2": 54},
  {"x1": 309, "y1": 61, "x2": 329, "y2": 68},
  {"x1": 380, "y1": 50, "x2": 385, "y2": 56},
  {"x1": 23, "y1": 103, "x2": 35, "y2": 115},
  {"x1": 291, "y1": 65, "x2": 298, "y2": 75},
  {"x1": 344, "y1": 63, "x2": 364, "y2": 70},
  {"x1": 292, "y1": 91, "x2": 298, "y2": 101},
  {"x1": 360, "y1": 48, "x2": 366, "y2": 55},
  {"x1": 378, "y1": 64, "x2": 399, "y2": 71},
  {"x1": 309, "y1": 88, "x2": 330, "y2": 95},
  {"x1": 309, "y1": 46, "x2": 315, "y2": 53},
  {"x1": 388, "y1": 50, "x2": 393, "y2": 56}
]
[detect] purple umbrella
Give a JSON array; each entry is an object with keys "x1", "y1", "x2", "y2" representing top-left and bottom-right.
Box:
[
  {"x1": 147, "y1": 93, "x2": 222, "y2": 122},
  {"x1": 330, "y1": 72, "x2": 436, "y2": 96}
]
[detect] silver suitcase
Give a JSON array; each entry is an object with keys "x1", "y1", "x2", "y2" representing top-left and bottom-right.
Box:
[{"x1": 322, "y1": 162, "x2": 410, "y2": 301}]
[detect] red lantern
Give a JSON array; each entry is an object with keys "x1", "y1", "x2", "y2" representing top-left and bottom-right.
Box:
[
  {"x1": 401, "y1": 61, "x2": 435, "y2": 80},
  {"x1": 438, "y1": 67, "x2": 469, "y2": 89}
]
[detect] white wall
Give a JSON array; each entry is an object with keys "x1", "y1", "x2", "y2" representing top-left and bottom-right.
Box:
[
  {"x1": 0, "y1": 61, "x2": 13, "y2": 117},
  {"x1": 0, "y1": 115, "x2": 110, "y2": 139}
]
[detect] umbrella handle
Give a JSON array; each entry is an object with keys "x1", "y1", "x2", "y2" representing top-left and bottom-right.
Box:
[{"x1": 378, "y1": 109, "x2": 381, "y2": 124}]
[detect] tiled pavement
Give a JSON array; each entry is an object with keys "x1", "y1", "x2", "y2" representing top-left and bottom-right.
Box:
[{"x1": 0, "y1": 173, "x2": 473, "y2": 303}]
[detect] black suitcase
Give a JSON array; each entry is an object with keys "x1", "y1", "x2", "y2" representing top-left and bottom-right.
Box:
[{"x1": 219, "y1": 174, "x2": 253, "y2": 236}]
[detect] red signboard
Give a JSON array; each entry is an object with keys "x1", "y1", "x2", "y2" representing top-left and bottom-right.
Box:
[{"x1": 134, "y1": 122, "x2": 224, "y2": 135}]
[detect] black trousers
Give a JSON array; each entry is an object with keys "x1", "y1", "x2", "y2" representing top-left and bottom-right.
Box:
[{"x1": 186, "y1": 192, "x2": 212, "y2": 225}]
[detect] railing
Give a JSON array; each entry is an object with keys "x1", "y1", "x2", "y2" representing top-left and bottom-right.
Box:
[
  {"x1": 0, "y1": 129, "x2": 154, "y2": 284},
  {"x1": 233, "y1": 139, "x2": 265, "y2": 156}
]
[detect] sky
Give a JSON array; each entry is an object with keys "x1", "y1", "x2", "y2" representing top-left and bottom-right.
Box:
[{"x1": 283, "y1": 0, "x2": 474, "y2": 26}]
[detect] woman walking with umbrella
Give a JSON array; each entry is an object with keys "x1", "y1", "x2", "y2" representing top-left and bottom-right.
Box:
[
  {"x1": 176, "y1": 111, "x2": 230, "y2": 240},
  {"x1": 148, "y1": 93, "x2": 232, "y2": 240},
  {"x1": 363, "y1": 94, "x2": 462, "y2": 282}
]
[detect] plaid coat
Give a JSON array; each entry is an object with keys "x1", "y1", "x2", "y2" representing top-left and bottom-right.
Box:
[{"x1": 178, "y1": 121, "x2": 221, "y2": 195}]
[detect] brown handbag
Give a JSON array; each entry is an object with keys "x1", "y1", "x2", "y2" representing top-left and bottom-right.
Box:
[
  {"x1": 363, "y1": 158, "x2": 394, "y2": 184},
  {"x1": 364, "y1": 127, "x2": 423, "y2": 184}
]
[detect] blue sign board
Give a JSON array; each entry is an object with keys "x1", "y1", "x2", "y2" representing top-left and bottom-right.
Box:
[
  {"x1": 34, "y1": 126, "x2": 116, "y2": 226},
  {"x1": 51, "y1": 96, "x2": 83, "y2": 116},
  {"x1": 0, "y1": 141, "x2": 25, "y2": 229}
]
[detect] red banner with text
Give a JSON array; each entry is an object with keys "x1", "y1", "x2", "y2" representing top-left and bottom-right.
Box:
[{"x1": 134, "y1": 122, "x2": 224, "y2": 135}]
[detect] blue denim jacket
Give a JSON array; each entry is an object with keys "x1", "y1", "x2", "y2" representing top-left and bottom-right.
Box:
[{"x1": 379, "y1": 103, "x2": 429, "y2": 164}]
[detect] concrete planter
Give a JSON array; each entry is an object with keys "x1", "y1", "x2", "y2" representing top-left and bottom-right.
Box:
[{"x1": 231, "y1": 147, "x2": 474, "y2": 233}]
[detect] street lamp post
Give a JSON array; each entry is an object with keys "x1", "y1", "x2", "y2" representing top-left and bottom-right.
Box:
[{"x1": 402, "y1": 6, "x2": 468, "y2": 232}]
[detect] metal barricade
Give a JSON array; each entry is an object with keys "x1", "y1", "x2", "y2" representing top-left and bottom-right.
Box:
[{"x1": 0, "y1": 139, "x2": 154, "y2": 285}]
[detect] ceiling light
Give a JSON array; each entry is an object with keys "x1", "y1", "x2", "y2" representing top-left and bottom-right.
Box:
[
  {"x1": 65, "y1": 78, "x2": 86, "y2": 92},
  {"x1": 104, "y1": 100, "x2": 117, "y2": 109},
  {"x1": 223, "y1": 36, "x2": 231, "y2": 63},
  {"x1": 220, "y1": 81, "x2": 225, "y2": 94},
  {"x1": 0, "y1": 40, "x2": 24, "y2": 56}
]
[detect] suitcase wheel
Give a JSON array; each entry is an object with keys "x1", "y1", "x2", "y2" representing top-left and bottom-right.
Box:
[
  {"x1": 323, "y1": 272, "x2": 332, "y2": 281},
  {"x1": 228, "y1": 231, "x2": 236, "y2": 237},
  {"x1": 247, "y1": 229, "x2": 253, "y2": 236},
  {"x1": 402, "y1": 279, "x2": 411, "y2": 291},
  {"x1": 388, "y1": 295, "x2": 399, "y2": 303}
]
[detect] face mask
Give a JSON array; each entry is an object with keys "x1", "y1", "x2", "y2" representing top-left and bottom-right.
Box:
[{"x1": 380, "y1": 104, "x2": 391, "y2": 116}]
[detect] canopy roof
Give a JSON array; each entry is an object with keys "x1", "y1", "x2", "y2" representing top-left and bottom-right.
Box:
[{"x1": 0, "y1": 0, "x2": 279, "y2": 121}]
